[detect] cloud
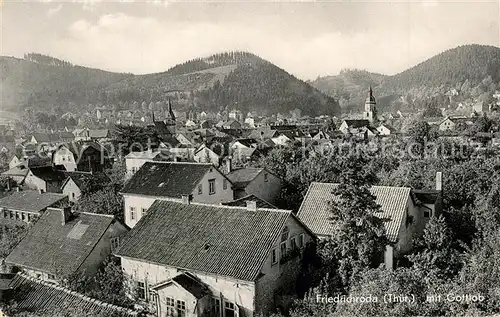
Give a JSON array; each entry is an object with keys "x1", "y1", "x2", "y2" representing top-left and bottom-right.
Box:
[{"x1": 47, "y1": 4, "x2": 63, "y2": 17}]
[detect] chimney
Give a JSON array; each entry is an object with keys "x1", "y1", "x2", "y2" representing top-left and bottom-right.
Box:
[
  {"x1": 435, "y1": 172, "x2": 442, "y2": 191},
  {"x1": 181, "y1": 194, "x2": 193, "y2": 205},
  {"x1": 226, "y1": 157, "x2": 232, "y2": 174},
  {"x1": 61, "y1": 207, "x2": 71, "y2": 225},
  {"x1": 246, "y1": 200, "x2": 257, "y2": 211}
]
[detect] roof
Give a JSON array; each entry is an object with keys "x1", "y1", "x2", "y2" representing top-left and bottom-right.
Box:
[
  {"x1": 29, "y1": 165, "x2": 67, "y2": 183},
  {"x1": 6, "y1": 209, "x2": 115, "y2": 276},
  {"x1": 89, "y1": 129, "x2": 110, "y2": 138},
  {"x1": 226, "y1": 168, "x2": 263, "y2": 189},
  {"x1": 124, "y1": 150, "x2": 161, "y2": 160},
  {"x1": 0, "y1": 190, "x2": 66, "y2": 213},
  {"x1": 2, "y1": 166, "x2": 29, "y2": 178},
  {"x1": 151, "y1": 273, "x2": 211, "y2": 299},
  {"x1": 342, "y1": 119, "x2": 370, "y2": 128},
  {"x1": 115, "y1": 200, "x2": 292, "y2": 281},
  {"x1": 413, "y1": 189, "x2": 441, "y2": 204},
  {"x1": 61, "y1": 171, "x2": 110, "y2": 191},
  {"x1": 233, "y1": 138, "x2": 258, "y2": 148},
  {"x1": 297, "y1": 182, "x2": 412, "y2": 242},
  {"x1": 221, "y1": 194, "x2": 277, "y2": 209},
  {"x1": 120, "y1": 162, "x2": 213, "y2": 198},
  {"x1": 7, "y1": 273, "x2": 138, "y2": 316}
]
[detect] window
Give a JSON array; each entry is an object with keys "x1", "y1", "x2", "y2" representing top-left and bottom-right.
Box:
[
  {"x1": 272, "y1": 248, "x2": 278, "y2": 265},
  {"x1": 110, "y1": 237, "x2": 120, "y2": 251},
  {"x1": 62, "y1": 156, "x2": 66, "y2": 162},
  {"x1": 280, "y1": 241, "x2": 287, "y2": 260},
  {"x1": 281, "y1": 226, "x2": 289, "y2": 242},
  {"x1": 209, "y1": 179, "x2": 216, "y2": 195},
  {"x1": 264, "y1": 173, "x2": 269, "y2": 182},
  {"x1": 211, "y1": 297, "x2": 221, "y2": 316},
  {"x1": 136, "y1": 281, "x2": 146, "y2": 300},
  {"x1": 424, "y1": 210, "x2": 431, "y2": 218},
  {"x1": 165, "y1": 297, "x2": 175, "y2": 316},
  {"x1": 223, "y1": 179, "x2": 228, "y2": 190},
  {"x1": 141, "y1": 208, "x2": 147, "y2": 217},
  {"x1": 47, "y1": 274, "x2": 56, "y2": 280},
  {"x1": 290, "y1": 236, "x2": 297, "y2": 250},
  {"x1": 130, "y1": 207, "x2": 136, "y2": 220},
  {"x1": 176, "y1": 300, "x2": 186, "y2": 317},
  {"x1": 71, "y1": 193, "x2": 75, "y2": 199},
  {"x1": 21, "y1": 213, "x2": 26, "y2": 222},
  {"x1": 198, "y1": 184, "x2": 202, "y2": 195},
  {"x1": 15, "y1": 212, "x2": 20, "y2": 220},
  {"x1": 224, "y1": 301, "x2": 238, "y2": 317},
  {"x1": 298, "y1": 234, "x2": 305, "y2": 249},
  {"x1": 3, "y1": 210, "x2": 8, "y2": 218}
]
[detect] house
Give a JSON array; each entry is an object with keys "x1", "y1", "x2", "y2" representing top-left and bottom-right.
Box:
[
  {"x1": 338, "y1": 119, "x2": 370, "y2": 134},
  {"x1": 114, "y1": 199, "x2": 315, "y2": 317},
  {"x1": 125, "y1": 150, "x2": 163, "y2": 178},
  {"x1": 0, "y1": 273, "x2": 139, "y2": 316},
  {"x1": 0, "y1": 190, "x2": 68, "y2": 224},
  {"x1": 438, "y1": 116, "x2": 474, "y2": 131},
  {"x1": 52, "y1": 141, "x2": 110, "y2": 172},
  {"x1": 5, "y1": 208, "x2": 128, "y2": 282},
  {"x1": 225, "y1": 163, "x2": 282, "y2": 204},
  {"x1": 231, "y1": 138, "x2": 259, "y2": 150},
  {"x1": 61, "y1": 171, "x2": 110, "y2": 202},
  {"x1": 221, "y1": 120, "x2": 242, "y2": 130},
  {"x1": 8, "y1": 154, "x2": 23, "y2": 170},
  {"x1": 473, "y1": 101, "x2": 489, "y2": 114},
  {"x1": 247, "y1": 128, "x2": 279, "y2": 141},
  {"x1": 193, "y1": 144, "x2": 225, "y2": 166},
  {"x1": 120, "y1": 162, "x2": 234, "y2": 228},
  {"x1": 271, "y1": 133, "x2": 293, "y2": 146},
  {"x1": 297, "y1": 179, "x2": 443, "y2": 269},
  {"x1": 1, "y1": 166, "x2": 29, "y2": 185},
  {"x1": 24, "y1": 165, "x2": 67, "y2": 193},
  {"x1": 377, "y1": 123, "x2": 397, "y2": 136}
]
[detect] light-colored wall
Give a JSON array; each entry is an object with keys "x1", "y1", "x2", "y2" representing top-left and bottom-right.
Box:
[
  {"x1": 9, "y1": 156, "x2": 22, "y2": 170},
  {"x1": 62, "y1": 178, "x2": 81, "y2": 202},
  {"x1": 439, "y1": 119, "x2": 455, "y2": 131},
  {"x1": 243, "y1": 171, "x2": 282, "y2": 205},
  {"x1": 123, "y1": 195, "x2": 162, "y2": 228},
  {"x1": 255, "y1": 216, "x2": 314, "y2": 314},
  {"x1": 53, "y1": 147, "x2": 76, "y2": 171},
  {"x1": 24, "y1": 171, "x2": 47, "y2": 192},
  {"x1": 193, "y1": 147, "x2": 220, "y2": 166},
  {"x1": 126, "y1": 158, "x2": 152, "y2": 178},
  {"x1": 156, "y1": 283, "x2": 205, "y2": 317},
  {"x1": 120, "y1": 257, "x2": 256, "y2": 317}
]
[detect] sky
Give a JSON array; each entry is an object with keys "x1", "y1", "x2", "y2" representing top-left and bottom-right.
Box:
[{"x1": 0, "y1": 0, "x2": 499, "y2": 80}]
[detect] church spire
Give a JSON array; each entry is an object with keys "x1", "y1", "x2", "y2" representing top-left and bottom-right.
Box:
[
  {"x1": 168, "y1": 98, "x2": 176, "y2": 121},
  {"x1": 369, "y1": 85, "x2": 373, "y2": 98}
]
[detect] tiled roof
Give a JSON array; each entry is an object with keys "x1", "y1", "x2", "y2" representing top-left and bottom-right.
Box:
[
  {"x1": 0, "y1": 190, "x2": 66, "y2": 213},
  {"x1": 226, "y1": 168, "x2": 263, "y2": 189},
  {"x1": 247, "y1": 128, "x2": 278, "y2": 140},
  {"x1": 30, "y1": 165, "x2": 67, "y2": 183},
  {"x1": 221, "y1": 194, "x2": 277, "y2": 209},
  {"x1": 6, "y1": 210, "x2": 115, "y2": 276},
  {"x1": 62, "y1": 171, "x2": 110, "y2": 191},
  {"x1": 115, "y1": 200, "x2": 291, "y2": 281},
  {"x1": 343, "y1": 119, "x2": 370, "y2": 128},
  {"x1": 2, "y1": 166, "x2": 29, "y2": 178},
  {"x1": 7, "y1": 273, "x2": 138, "y2": 316},
  {"x1": 297, "y1": 182, "x2": 411, "y2": 242},
  {"x1": 120, "y1": 162, "x2": 212, "y2": 198}
]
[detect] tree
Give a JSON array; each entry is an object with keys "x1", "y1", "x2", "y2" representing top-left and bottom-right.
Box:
[{"x1": 73, "y1": 188, "x2": 123, "y2": 222}]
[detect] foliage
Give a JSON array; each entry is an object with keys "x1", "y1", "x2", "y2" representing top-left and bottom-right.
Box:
[
  {"x1": 73, "y1": 187, "x2": 123, "y2": 222},
  {"x1": 0, "y1": 223, "x2": 28, "y2": 258},
  {"x1": 112, "y1": 124, "x2": 160, "y2": 156}
]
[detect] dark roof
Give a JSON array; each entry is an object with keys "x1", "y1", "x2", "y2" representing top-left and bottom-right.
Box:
[
  {"x1": 0, "y1": 190, "x2": 66, "y2": 213},
  {"x1": 2, "y1": 166, "x2": 29, "y2": 178},
  {"x1": 297, "y1": 182, "x2": 412, "y2": 242},
  {"x1": 221, "y1": 194, "x2": 277, "y2": 209},
  {"x1": 413, "y1": 189, "x2": 441, "y2": 204},
  {"x1": 115, "y1": 200, "x2": 291, "y2": 281},
  {"x1": 62, "y1": 171, "x2": 110, "y2": 191},
  {"x1": 226, "y1": 168, "x2": 264, "y2": 189},
  {"x1": 7, "y1": 274, "x2": 138, "y2": 316},
  {"x1": 233, "y1": 138, "x2": 258, "y2": 148},
  {"x1": 247, "y1": 128, "x2": 278, "y2": 140},
  {"x1": 30, "y1": 165, "x2": 67, "y2": 183},
  {"x1": 63, "y1": 141, "x2": 104, "y2": 158},
  {"x1": 170, "y1": 273, "x2": 211, "y2": 299},
  {"x1": 25, "y1": 154, "x2": 52, "y2": 168},
  {"x1": 6, "y1": 209, "x2": 115, "y2": 276},
  {"x1": 343, "y1": 119, "x2": 370, "y2": 128},
  {"x1": 120, "y1": 162, "x2": 213, "y2": 198}
]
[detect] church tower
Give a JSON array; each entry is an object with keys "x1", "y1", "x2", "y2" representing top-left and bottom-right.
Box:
[{"x1": 363, "y1": 85, "x2": 377, "y2": 123}]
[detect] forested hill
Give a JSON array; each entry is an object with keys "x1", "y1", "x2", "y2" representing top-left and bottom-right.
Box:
[
  {"x1": 382, "y1": 44, "x2": 500, "y2": 92},
  {"x1": 310, "y1": 44, "x2": 500, "y2": 112},
  {"x1": 0, "y1": 51, "x2": 340, "y2": 117}
]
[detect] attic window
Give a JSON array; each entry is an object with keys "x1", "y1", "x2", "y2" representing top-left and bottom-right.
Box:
[{"x1": 204, "y1": 243, "x2": 211, "y2": 251}]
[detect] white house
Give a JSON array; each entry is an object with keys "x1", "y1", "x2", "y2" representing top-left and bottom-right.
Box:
[
  {"x1": 119, "y1": 162, "x2": 234, "y2": 228},
  {"x1": 193, "y1": 144, "x2": 224, "y2": 167},
  {"x1": 297, "y1": 179, "x2": 442, "y2": 269},
  {"x1": 124, "y1": 150, "x2": 162, "y2": 178},
  {"x1": 114, "y1": 199, "x2": 316, "y2": 317}
]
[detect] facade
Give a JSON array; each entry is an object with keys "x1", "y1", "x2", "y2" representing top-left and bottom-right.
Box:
[
  {"x1": 52, "y1": 142, "x2": 109, "y2": 173},
  {"x1": 193, "y1": 144, "x2": 223, "y2": 166},
  {"x1": 61, "y1": 171, "x2": 110, "y2": 202},
  {"x1": 125, "y1": 150, "x2": 162, "y2": 178},
  {"x1": 120, "y1": 162, "x2": 234, "y2": 228},
  {"x1": 297, "y1": 180, "x2": 442, "y2": 269},
  {"x1": 24, "y1": 165, "x2": 67, "y2": 193},
  {"x1": 114, "y1": 200, "x2": 316, "y2": 317},
  {"x1": 6, "y1": 208, "x2": 128, "y2": 282}
]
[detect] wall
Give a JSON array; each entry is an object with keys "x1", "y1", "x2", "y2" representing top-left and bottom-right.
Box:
[
  {"x1": 53, "y1": 147, "x2": 77, "y2": 172},
  {"x1": 120, "y1": 257, "x2": 256, "y2": 317},
  {"x1": 24, "y1": 171, "x2": 47, "y2": 192},
  {"x1": 62, "y1": 178, "x2": 81, "y2": 202},
  {"x1": 191, "y1": 168, "x2": 234, "y2": 205},
  {"x1": 155, "y1": 283, "x2": 201, "y2": 317},
  {"x1": 255, "y1": 216, "x2": 314, "y2": 314},
  {"x1": 193, "y1": 147, "x2": 220, "y2": 166},
  {"x1": 123, "y1": 194, "x2": 165, "y2": 228},
  {"x1": 125, "y1": 158, "x2": 152, "y2": 178},
  {"x1": 244, "y1": 171, "x2": 282, "y2": 205}
]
